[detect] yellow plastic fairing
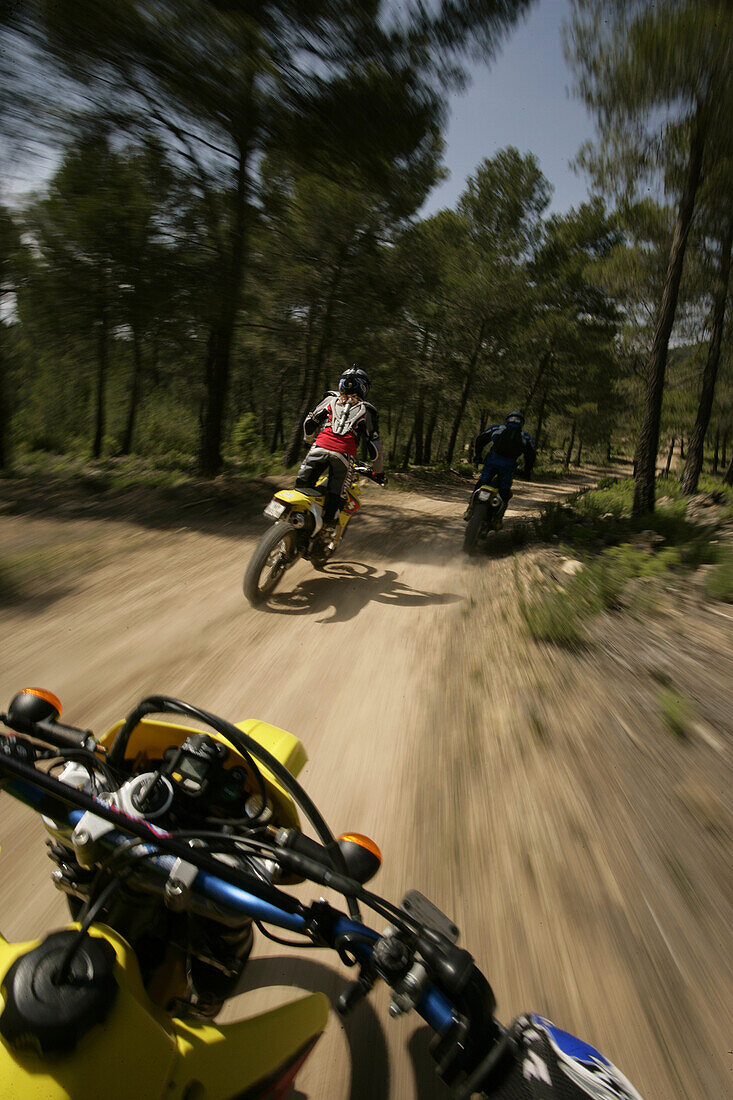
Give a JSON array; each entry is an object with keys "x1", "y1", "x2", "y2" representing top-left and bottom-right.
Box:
[
  {"x1": 98, "y1": 717, "x2": 307, "y2": 830},
  {"x1": 0, "y1": 924, "x2": 329, "y2": 1099},
  {"x1": 233, "y1": 719, "x2": 307, "y2": 830},
  {"x1": 274, "y1": 489, "x2": 324, "y2": 508}
]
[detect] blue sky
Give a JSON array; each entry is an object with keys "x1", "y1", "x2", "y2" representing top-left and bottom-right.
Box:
[{"x1": 421, "y1": 0, "x2": 597, "y2": 217}]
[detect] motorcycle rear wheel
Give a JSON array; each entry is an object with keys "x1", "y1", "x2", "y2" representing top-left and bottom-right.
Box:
[
  {"x1": 463, "y1": 503, "x2": 488, "y2": 555},
  {"x1": 244, "y1": 522, "x2": 300, "y2": 605}
]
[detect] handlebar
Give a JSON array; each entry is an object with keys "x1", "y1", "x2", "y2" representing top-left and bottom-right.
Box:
[
  {"x1": 353, "y1": 464, "x2": 386, "y2": 486},
  {"x1": 0, "y1": 698, "x2": 646, "y2": 1100},
  {"x1": 0, "y1": 749, "x2": 459, "y2": 1039}
]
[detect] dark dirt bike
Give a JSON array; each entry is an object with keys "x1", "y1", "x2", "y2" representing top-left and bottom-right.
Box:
[{"x1": 462, "y1": 482, "x2": 505, "y2": 555}]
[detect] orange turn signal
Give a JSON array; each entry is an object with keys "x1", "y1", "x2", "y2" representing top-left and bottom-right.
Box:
[
  {"x1": 338, "y1": 833, "x2": 382, "y2": 885},
  {"x1": 338, "y1": 833, "x2": 382, "y2": 862},
  {"x1": 24, "y1": 688, "x2": 62, "y2": 717}
]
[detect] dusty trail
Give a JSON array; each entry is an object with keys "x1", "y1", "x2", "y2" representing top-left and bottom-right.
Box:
[{"x1": 0, "y1": 469, "x2": 728, "y2": 1099}]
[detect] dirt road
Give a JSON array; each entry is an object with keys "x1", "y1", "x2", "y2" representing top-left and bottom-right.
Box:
[{"x1": 0, "y1": 469, "x2": 730, "y2": 1099}]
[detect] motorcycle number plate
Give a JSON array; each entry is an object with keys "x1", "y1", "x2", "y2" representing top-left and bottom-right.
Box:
[
  {"x1": 264, "y1": 500, "x2": 286, "y2": 519},
  {"x1": 401, "y1": 890, "x2": 460, "y2": 943},
  {"x1": 477, "y1": 489, "x2": 493, "y2": 501}
]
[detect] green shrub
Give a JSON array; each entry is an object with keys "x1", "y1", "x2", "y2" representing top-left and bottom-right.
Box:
[
  {"x1": 705, "y1": 548, "x2": 733, "y2": 602},
  {"x1": 518, "y1": 531, "x2": 716, "y2": 648},
  {"x1": 517, "y1": 584, "x2": 586, "y2": 647},
  {"x1": 135, "y1": 394, "x2": 198, "y2": 459},
  {"x1": 0, "y1": 561, "x2": 19, "y2": 602},
  {"x1": 658, "y1": 687, "x2": 693, "y2": 739},
  {"x1": 230, "y1": 413, "x2": 265, "y2": 464}
]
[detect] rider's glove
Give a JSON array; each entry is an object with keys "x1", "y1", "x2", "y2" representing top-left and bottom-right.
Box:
[
  {"x1": 374, "y1": 471, "x2": 387, "y2": 486},
  {"x1": 483, "y1": 1014, "x2": 644, "y2": 1099}
]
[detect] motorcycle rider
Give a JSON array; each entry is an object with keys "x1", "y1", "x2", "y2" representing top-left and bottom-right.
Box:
[
  {"x1": 464, "y1": 410, "x2": 536, "y2": 522},
  {"x1": 296, "y1": 366, "x2": 385, "y2": 535}
]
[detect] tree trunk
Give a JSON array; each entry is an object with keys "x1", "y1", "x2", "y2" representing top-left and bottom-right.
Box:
[
  {"x1": 199, "y1": 321, "x2": 234, "y2": 475},
  {"x1": 524, "y1": 346, "x2": 552, "y2": 410},
  {"x1": 724, "y1": 457, "x2": 733, "y2": 486},
  {"x1": 664, "y1": 436, "x2": 676, "y2": 476},
  {"x1": 424, "y1": 389, "x2": 441, "y2": 465},
  {"x1": 0, "y1": 334, "x2": 8, "y2": 470},
  {"x1": 445, "y1": 372, "x2": 472, "y2": 467},
  {"x1": 633, "y1": 105, "x2": 707, "y2": 515},
  {"x1": 390, "y1": 407, "x2": 404, "y2": 465},
  {"x1": 445, "y1": 320, "x2": 486, "y2": 466},
  {"x1": 199, "y1": 154, "x2": 250, "y2": 476},
  {"x1": 283, "y1": 259, "x2": 344, "y2": 467},
  {"x1": 574, "y1": 436, "x2": 583, "y2": 467},
  {"x1": 606, "y1": 437, "x2": 612, "y2": 463},
  {"x1": 712, "y1": 429, "x2": 719, "y2": 474},
  {"x1": 120, "y1": 325, "x2": 144, "y2": 455},
  {"x1": 401, "y1": 420, "x2": 416, "y2": 470},
  {"x1": 92, "y1": 305, "x2": 109, "y2": 460},
  {"x1": 413, "y1": 392, "x2": 425, "y2": 465},
  {"x1": 534, "y1": 385, "x2": 548, "y2": 451},
  {"x1": 681, "y1": 217, "x2": 733, "y2": 495},
  {"x1": 721, "y1": 430, "x2": 728, "y2": 470},
  {"x1": 564, "y1": 422, "x2": 576, "y2": 470},
  {"x1": 269, "y1": 383, "x2": 285, "y2": 453},
  {"x1": 679, "y1": 434, "x2": 684, "y2": 459}
]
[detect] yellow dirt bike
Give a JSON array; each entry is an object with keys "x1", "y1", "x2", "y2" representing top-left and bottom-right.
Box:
[
  {"x1": 243, "y1": 463, "x2": 381, "y2": 605},
  {"x1": 0, "y1": 689, "x2": 645, "y2": 1100}
]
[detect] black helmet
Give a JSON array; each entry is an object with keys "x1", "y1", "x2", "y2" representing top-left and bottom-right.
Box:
[
  {"x1": 339, "y1": 365, "x2": 370, "y2": 399},
  {"x1": 505, "y1": 410, "x2": 524, "y2": 427}
]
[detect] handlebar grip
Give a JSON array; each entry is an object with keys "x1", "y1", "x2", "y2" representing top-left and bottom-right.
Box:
[{"x1": 2, "y1": 713, "x2": 91, "y2": 750}]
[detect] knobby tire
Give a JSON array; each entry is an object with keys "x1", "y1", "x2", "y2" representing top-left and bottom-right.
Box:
[
  {"x1": 243, "y1": 522, "x2": 299, "y2": 605},
  {"x1": 463, "y1": 503, "x2": 488, "y2": 555}
]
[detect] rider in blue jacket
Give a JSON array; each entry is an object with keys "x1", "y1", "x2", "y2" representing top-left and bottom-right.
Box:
[{"x1": 465, "y1": 410, "x2": 536, "y2": 521}]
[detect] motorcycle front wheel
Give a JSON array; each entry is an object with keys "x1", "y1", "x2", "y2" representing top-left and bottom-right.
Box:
[
  {"x1": 463, "y1": 503, "x2": 488, "y2": 555},
  {"x1": 244, "y1": 522, "x2": 300, "y2": 605}
]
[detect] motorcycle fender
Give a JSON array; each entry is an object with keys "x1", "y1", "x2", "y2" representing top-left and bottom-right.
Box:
[
  {"x1": 273, "y1": 489, "x2": 324, "y2": 511},
  {"x1": 310, "y1": 502, "x2": 324, "y2": 534},
  {"x1": 170, "y1": 993, "x2": 329, "y2": 1099},
  {"x1": 475, "y1": 484, "x2": 498, "y2": 503}
]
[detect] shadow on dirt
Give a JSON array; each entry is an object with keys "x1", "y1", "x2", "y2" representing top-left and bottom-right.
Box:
[
  {"x1": 0, "y1": 582, "x2": 77, "y2": 614},
  {"x1": 263, "y1": 562, "x2": 463, "y2": 623},
  {"x1": 0, "y1": 469, "x2": 276, "y2": 539},
  {"x1": 233, "y1": 954, "x2": 390, "y2": 1100},
  {"x1": 234, "y1": 955, "x2": 452, "y2": 1099}
]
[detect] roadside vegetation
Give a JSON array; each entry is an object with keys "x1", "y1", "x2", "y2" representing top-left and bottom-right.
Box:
[
  {"x1": 2, "y1": 5, "x2": 731, "y2": 515},
  {"x1": 517, "y1": 474, "x2": 733, "y2": 646}
]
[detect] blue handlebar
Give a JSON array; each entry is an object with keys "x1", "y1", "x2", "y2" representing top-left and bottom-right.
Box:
[{"x1": 7, "y1": 790, "x2": 457, "y2": 1038}]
